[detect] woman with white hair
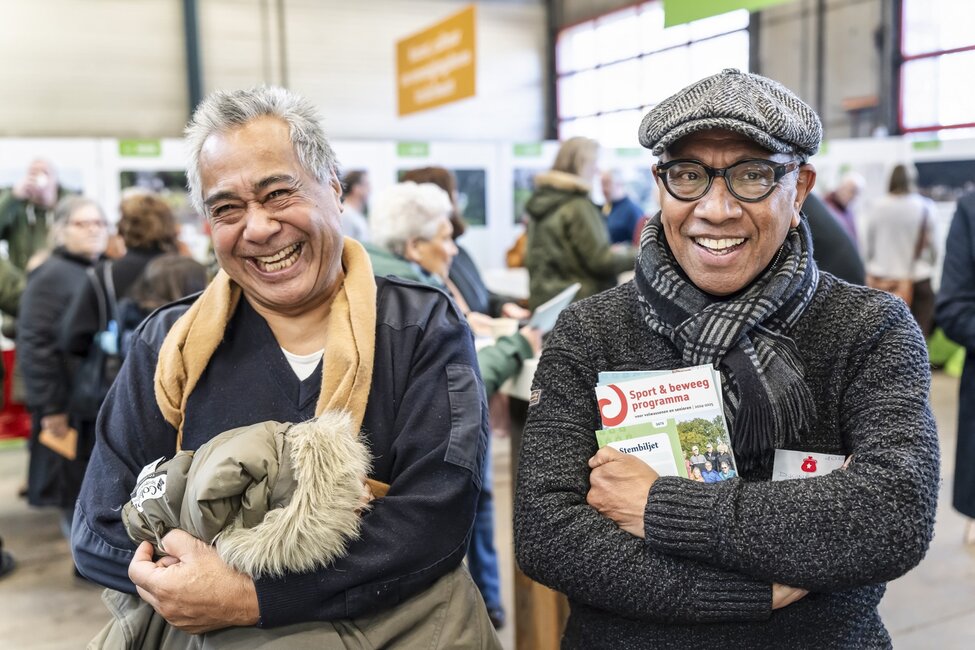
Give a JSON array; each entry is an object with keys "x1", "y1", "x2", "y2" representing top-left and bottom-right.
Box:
[
  {"x1": 364, "y1": 180, "x2": 458, "y2": 287},
  {"x1": 365, "y1": 181, "x2": 541, "y2": 630}
]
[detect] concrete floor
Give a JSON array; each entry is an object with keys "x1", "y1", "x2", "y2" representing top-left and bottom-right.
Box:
[{"x1": 0, "y1": 371, "x2": 971, "y2": 648}]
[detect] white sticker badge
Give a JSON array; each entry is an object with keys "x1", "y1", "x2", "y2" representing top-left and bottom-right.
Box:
[{"x1": 772, "y1": 449, "x2": 847, "y2": 481}]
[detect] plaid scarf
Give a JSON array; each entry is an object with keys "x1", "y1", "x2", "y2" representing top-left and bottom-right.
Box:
[{"x1": 634, "y1": 213, "x2": 819, "y2": 471}]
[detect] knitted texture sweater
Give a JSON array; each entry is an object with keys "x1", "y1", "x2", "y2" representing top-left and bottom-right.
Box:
[{"x1": 514, "y1": 273, "x2": 939, "y2": 649}]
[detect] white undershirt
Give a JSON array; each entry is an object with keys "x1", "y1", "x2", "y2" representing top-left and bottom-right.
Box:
[{"x1": 281, "y1": 347, "x2": 324, "y2": 381}]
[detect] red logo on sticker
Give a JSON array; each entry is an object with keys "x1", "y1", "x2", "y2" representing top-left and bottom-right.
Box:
[
  {"x1": 800, "y1": 456, "x2": 818, "y2": 473},
  {"x1": 598, "y1": 384, "x2": 628, "y2": 427}
]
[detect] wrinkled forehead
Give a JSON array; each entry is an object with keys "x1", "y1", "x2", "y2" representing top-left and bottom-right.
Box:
[{"x1": 662, "y1": 129, "x2": 779, "y2": 162}]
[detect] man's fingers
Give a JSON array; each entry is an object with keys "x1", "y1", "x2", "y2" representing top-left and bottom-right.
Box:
[
  {"x1": 589, "y1": 446, "x2": 623, "y2": 468},
  {"x1": 160, "y1": 528, "x2": 201, "y2": 557},
  {"x1": 128, "y1": 541, "x2": 158, "y2": 586}
]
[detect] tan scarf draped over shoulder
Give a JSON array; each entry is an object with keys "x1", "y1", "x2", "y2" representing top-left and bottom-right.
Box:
[{"x1": 154, "y1": 237, "x2": 388, "y2": 496}]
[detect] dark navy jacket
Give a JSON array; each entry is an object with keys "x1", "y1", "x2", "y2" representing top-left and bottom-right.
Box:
[{"x1": 71, "y1": 276, "x2": 487, "y2": 627}]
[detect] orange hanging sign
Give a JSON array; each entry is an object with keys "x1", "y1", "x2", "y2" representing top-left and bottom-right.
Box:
[{"x1": 397, "y1": 5, "x2": 477, "y2": 116}]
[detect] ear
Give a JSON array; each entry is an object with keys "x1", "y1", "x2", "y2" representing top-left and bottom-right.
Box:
[
  {"x1": 792, "y1": 164, "x2": 817, "y2": 227},
  {"x1": 403, "y1": 238, "x2": 420, "y2": 263}
]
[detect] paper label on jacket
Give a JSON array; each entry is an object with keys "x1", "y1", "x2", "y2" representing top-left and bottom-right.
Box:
[{"x1": 131, "y1": 457, "x2": 168, "y2": 513}]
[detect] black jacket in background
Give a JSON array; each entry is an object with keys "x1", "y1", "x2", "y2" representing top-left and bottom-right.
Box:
[
  {"x1": 17, "y1": 247, "x2": 96, "y2": 414},
  {"x1": 448, "y1": 245, "x2": 516, "y2": 317},
  {"x1": 59, "y1": 246, "x2": 165, "y2": 357},
  {"x1": 802, "y1": 193, "x2": 865, "y2": 285},
  {"x1": 16, "y1": 247, "x2": 99, "y2": 508}
]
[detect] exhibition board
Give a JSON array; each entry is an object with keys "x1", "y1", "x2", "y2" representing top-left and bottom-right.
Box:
[{"x1": 2, "y1": 134, "x2": 974, "y2": 278}]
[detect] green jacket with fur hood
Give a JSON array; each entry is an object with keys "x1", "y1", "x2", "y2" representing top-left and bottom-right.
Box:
[{"x1": 525, "y1": 170, "x2": 636, "y2": 310}]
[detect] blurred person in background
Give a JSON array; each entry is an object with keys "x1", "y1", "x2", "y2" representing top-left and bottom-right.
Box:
[
  {"x1": 116, "y1": 254, "x2": 209, "y2": 356},
  {"x1": 525, "y1": 137, "x2": 635, "y2": 310},
  {"x1": 864, "y1": 164, "x2": 938, "y2": 336},
  {"x1": 601, "y1": 169, "x2": 644, "y2": 244},
  {"x1": 0, "y1": 159, "x2": 72, "y2": 272},
  {"x1": 369, "y1": 179, "x2": 537, "y2": 628},
  {"x1": 365, "y1": 180, "x2": 456, "y2": 288},
  {"x1": 402, "y1": 166, "x2": 529, "y2": 323},
  {"x1": 60, "y1": 190, "x2": 180, "y2": 360},
  {"x1": 801, "y1": 192, "x2": 866, "y2": 285},
  {"x1": 340, "y1": 169, "x2": 371, "y2": 242},
  {"x1": 16, "y1": 197, "x2": 108, "y2": 546},
  {"x1": 935, "y1": 190, "x2": 975, "y2": 545},
  {"x1": 824, "y1": 171, "x2": 865, "y2": 250}
]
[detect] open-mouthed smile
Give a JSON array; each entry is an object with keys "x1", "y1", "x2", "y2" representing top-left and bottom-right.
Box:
[
  {"x1": 693, "y1": 236, "x2": 746, "y2": 255},
  {"x1": 252, "y1": 242, "x2": 303, "y2": 272}
]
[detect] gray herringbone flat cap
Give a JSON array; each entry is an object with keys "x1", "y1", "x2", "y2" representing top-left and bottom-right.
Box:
[{"x1": 639, "y1": 68, "x2": 822, "y2": 161}]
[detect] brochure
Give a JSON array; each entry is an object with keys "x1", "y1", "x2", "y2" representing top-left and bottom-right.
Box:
[
  {"x1": 528, "y1": 282, "x2": 581, "y2": 334},
  {"x1": 594, "y1": 364, "x2": 737, "y2": 481}
]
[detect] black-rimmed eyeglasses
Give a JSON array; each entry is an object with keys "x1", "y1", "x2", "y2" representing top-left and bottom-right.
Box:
[{"x1": 655, "y1": 158, "x2": 800, "y2": 203}]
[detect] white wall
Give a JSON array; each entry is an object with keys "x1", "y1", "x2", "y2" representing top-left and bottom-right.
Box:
[{"x1": 0, "y1": 0, "x2": 547, "y2": 141}]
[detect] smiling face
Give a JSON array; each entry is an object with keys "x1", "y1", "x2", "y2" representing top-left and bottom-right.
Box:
[
  {"x1": 200, "y1": 116, "x2": 344, "y2": 317},
  {"x1": 654, "y1": 130, "x2": 815, "y2": 296}
]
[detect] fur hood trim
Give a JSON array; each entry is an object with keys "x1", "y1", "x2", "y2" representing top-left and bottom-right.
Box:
[
  {"x1": 215, "y1": 410, "x2": 373, "y2": 578},
  {"x1": 534, "y1": 169, "x2": 592, "y2": 194}
]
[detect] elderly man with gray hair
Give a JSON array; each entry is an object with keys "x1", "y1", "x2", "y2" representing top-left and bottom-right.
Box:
[
  {"x1": 72, "y1": 86, "x2": 497, "y2": 647},
  {"x1": 515, "y1": 68, "x2": 938, "y2": 647}
]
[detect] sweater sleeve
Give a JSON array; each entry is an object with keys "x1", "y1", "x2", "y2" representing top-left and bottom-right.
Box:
[
  {"x1": 253, "y1": 294, "x2": 486, "y2": 626},
  {"x1": 935, "y1": 197, "x2": 975, "y2": 348},
  {"x1": 515, "y1": 309, "x2": 772, "y2": 625},
  {"x1": 642, "y1": 296, "x2": 939, "y2": 592}
]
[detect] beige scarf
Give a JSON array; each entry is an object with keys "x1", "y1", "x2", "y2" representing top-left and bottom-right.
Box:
[{"x1": 154, "y1": 237, "x2": 388, "y2": 496}]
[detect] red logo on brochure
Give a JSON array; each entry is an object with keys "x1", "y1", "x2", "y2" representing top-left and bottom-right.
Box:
[
  {"x1": 800, "y1": 456, "x2": 818, "y2": 473},
  {"x1": 598, "y1": 384, "x2": 628, "y2": 427}
]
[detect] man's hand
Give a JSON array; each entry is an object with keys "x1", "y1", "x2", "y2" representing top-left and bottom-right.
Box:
[
  {"x1": 771, "y1": 583, "x2": 809, "y2": 610},
  {"x1": 587, "y1": 447, "x2": 659, "y2": 538},
  {"x1": 129, "y1": 529, "x2": 260, "y2": 634},
  {"x1": 40, "y1": 413, "x2": 70, "y2": 438}
]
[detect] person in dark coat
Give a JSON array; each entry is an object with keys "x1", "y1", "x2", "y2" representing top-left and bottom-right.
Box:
[
  {"x1": 60, "y1": 191, "x2": 179, "y2": 359},
  {"x1": 935, "y1": 190, "x2": 975, "y2": 544},
  {"x1": 801, "y1": 191, "x2": 865, "y2": 285},
  {"x1": 16, "y1": 196, "x2": 108, "y2": 534}
]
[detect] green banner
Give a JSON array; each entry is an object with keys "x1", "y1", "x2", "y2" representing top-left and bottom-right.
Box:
[
  {"x1": 615, "y1": 148, "x2": 644, "y2": 157},
  {"x1": 118, "y1": 139, "x2": 162, "y2": 157},
  {"x1": 911, "y1": 139, "x2": 941, "y2": 151},
  {"x1": 396, "y1": 142, "x2": 430, "y2": 157},
  {"x1": 513, "y1": 143, "x2": 542, "y2": 157},
  {"x1": 663, "y1": 0, "x2": 797, "y2": 27}
]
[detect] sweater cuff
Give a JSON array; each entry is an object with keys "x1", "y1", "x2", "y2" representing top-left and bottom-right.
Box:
[
  {"x1": 644, "y1": 476, "x2": 725, "y2": 562},
  {"x1": 691, "y1": 574, "x2": 772, "y2": 623},
  {"x1": 255, "y1": 572, "x2": 332, "y2": 628}
]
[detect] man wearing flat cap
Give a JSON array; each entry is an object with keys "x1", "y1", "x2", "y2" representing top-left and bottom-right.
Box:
[{"x1": 515, "y1": 69, "x2": 938, "y2": 647}]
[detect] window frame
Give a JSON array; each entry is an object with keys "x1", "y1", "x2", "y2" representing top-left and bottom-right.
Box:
[{"x1": 555, "y1": 1, "x2": 751, "y2": 145}]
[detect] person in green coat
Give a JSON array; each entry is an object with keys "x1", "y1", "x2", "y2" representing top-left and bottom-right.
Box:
[
  {"x1": 0, "y1": 159, "x2": 71, "y2": 272},
  {"x1": 525, "y1": 137, "x2": 636, "y2": 310}
]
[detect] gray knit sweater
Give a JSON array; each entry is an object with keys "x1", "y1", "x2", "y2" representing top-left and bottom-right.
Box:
[{"x1": 514, "y1": 274, "x2": 939, "y2": 649}]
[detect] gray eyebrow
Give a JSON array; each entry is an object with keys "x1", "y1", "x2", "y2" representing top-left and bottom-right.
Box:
[{"x1": 203, "y1": 175, "x2": 299, "y2": 207}]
